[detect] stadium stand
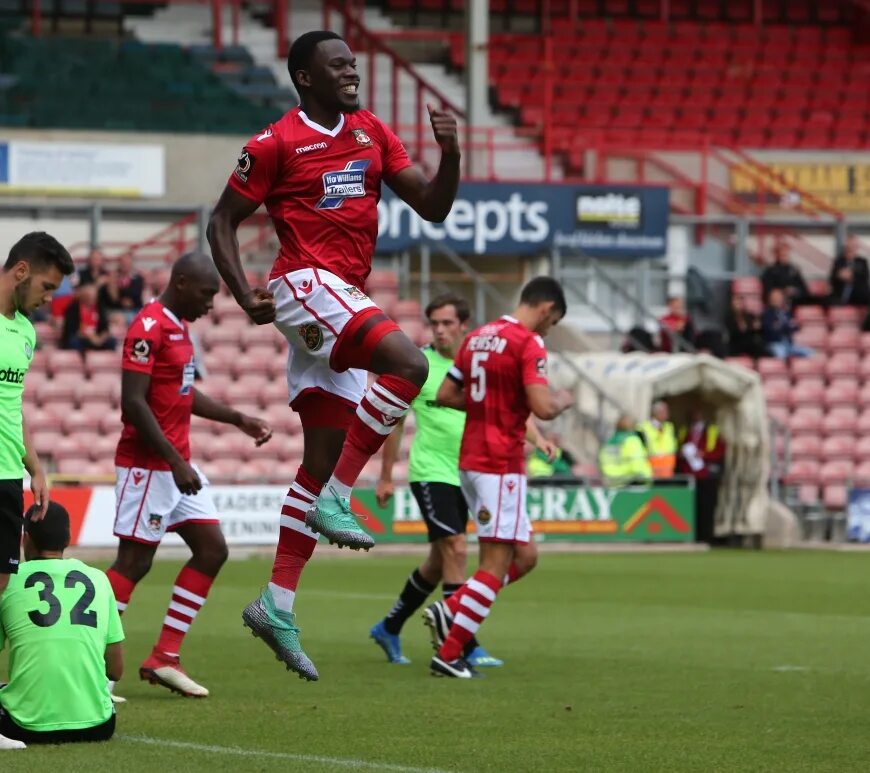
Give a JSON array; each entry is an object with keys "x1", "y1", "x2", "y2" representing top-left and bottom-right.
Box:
[{"x1": 0, "y1": 30, "x2": 283, "y2": 132}]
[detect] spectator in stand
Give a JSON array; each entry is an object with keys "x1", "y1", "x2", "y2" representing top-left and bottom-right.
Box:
[
  {"x1": 99, "y1": 254, "x2": 144, "y2": 323},
  {"x1": 725, "y1": 295, "x2": 766, "y2": 358},
  {"x1": 829, "y1": 234, "x2": 870, "y2": 306},
  {"x1": 761, "y1": 288, "x2": 813, "y2": 359},
  {"x1": 761, "y1": 238, "x2": 809, "y2": 307},
  {"x1": 658, "y1": 296, "x2": 696, "y2": 353},
  {"x1": 60, "y1": 283, "x2": 116, "y2": 352},
  {"x1": 76, "y1": 249, "x2": 110, "y2": 290}
]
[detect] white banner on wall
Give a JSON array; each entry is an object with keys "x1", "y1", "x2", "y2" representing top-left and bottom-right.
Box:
[{"x1": 0, "y1": 141, "x2": 165, "y2": 197}]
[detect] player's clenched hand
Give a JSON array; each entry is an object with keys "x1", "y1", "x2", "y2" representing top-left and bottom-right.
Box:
[
  {"x1": 239, "y1": 416, "x2": 272, "y2": 447},
  {"x1": 29, "y1": 470, "x2": 49, "y2": 521},
  {"x1": 241, "y1": 288, "x2": 276, "y2": 325},
  {"x1": 376, "y1": 479, "x2": 395, "y2": 508},
  {"x1": 427, "y1": 103, "x2": 459, "y2": 155},
  {"x1": 171, "y1": 460, "x2": 202, "y2": 496}
]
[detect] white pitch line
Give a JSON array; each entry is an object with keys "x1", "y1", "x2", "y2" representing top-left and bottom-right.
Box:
[{"x1": 119, "y1": 735, "x2": 455, "y2": 773}]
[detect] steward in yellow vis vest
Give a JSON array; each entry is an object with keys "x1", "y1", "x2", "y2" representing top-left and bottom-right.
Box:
[
  {"x1": 599, "y1": 414, "x2": 653, "y2": 487},
  {"x1": 638, "y1": 401, "x2": 677, "y2": 478}
]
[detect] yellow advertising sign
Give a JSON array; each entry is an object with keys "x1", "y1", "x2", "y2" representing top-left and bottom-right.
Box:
[{"x1": 730, "y1": 162, "x2": 870, "y2": 211}]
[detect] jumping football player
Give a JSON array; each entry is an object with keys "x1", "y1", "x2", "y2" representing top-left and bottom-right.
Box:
[
  {"x1": 105, "y1": 252, "x2": 272, "y2": 697},
  {"x1": 207, "y1": 30, "x2": 460, "y2": 680},
  {"x1": 425, "y1": 277, "x2": 574, "y2": 678}
]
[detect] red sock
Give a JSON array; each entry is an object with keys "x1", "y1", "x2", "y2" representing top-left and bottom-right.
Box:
[
  {"x1": 445, "y1": 587, "x2": 465, "y2": 617},
  {"x1": 106, "y1": 568, "x2": 136, "y2": 615},
  {"x1": 154, "y1": 565, "x2": 214, "y2": 657},
  {"x1": 269, "y1": 467, "x2": 323, "y2": 612},
  {"x1": 330, "y1": 375, "x2": 420, "y2": 490},
  {"x1": 439, "y1": 570, "x2": 501, "y2": 662},
  {"x1": 503, "y1": 563, "x2": 521, "y2": 586}
]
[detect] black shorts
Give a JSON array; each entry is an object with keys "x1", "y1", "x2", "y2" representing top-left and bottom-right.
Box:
[
  {"x1": 0, "y1": 479, "x2": 23, "y2": 576},
  {"x1": 410, "y1": 481, "x2": 468, "y2": 542},
  {"x1": 0, "y1": 705, "x2": 115, "y2": 744}
]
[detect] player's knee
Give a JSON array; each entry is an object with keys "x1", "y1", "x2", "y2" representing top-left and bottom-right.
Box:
[
  {"x1": 516, "y1": 549, "x2": 538, "y2": 576},
  {"x1": 440, "y1": 533, "x2": 468, "y2": 564},
  {"x1": 115, "y1": 554, "x2": 153, "y2": 583},
  {"x1": 198, "y1": 540, "x2": 229, "y2": 572},
  {"x1": 400, "y1": 345, "x2": 429, "y2": 386}
]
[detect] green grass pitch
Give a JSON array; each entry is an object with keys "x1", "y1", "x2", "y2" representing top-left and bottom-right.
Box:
[{"x1": 3, "y1": 550, "x2": 870, "y2": 772}]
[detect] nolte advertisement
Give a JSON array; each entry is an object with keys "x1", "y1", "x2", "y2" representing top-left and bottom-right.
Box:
[{"x1": 29, "y1": 484, "x2": 694, "y2": 547}]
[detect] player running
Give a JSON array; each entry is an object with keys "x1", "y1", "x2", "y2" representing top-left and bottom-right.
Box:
[
  {"x1": 371, "y1": 293, "x2": 549, "y2": 667},
  {"x1": 207, "y1": 30, "x2": 460, "y2": 678},
  {"x1": 0, "y1": 232, "x2": 74, "y2": 750},
  {"x1": 104, "y1": 252, "x2": 272, "y2": 696},
  {"x1": 424, "y1": 277, "x2": 574, "y2": 678}
]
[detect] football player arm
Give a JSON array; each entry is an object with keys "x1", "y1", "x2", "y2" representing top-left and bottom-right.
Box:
[
  {"x1": 121, "y1": 371, "x2": 187, "y2": 471},
  {"x1": 385, "y1": 106, "x2": 460, "y2": 223},
  {"x1": 105, "y1": 641, "x2": 123, "y2": 682},
  {"x1": 21, "y1": 416, "x2": 48, "y2": 520},
  {"x1": 525, "y1": 384, "x2": 573, "y2": 421},
  {"x1": 207, "y1": 187, "x2": 276, "y2": 324},
  {"x1": 436, "y1": 371, "x2": 466, "y2": 411},
  {"x1": 525, "y1": 416, "x2": 557, "y2": 462},
  {"x1": 192, "y1": 388, "x2": 272, "y2": 447}
]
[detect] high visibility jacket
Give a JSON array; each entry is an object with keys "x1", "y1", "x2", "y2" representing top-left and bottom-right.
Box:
[
  {"x1": 678, "y1": 424, "x2": 720, "y2": 452},
  {"x1": 598, "y1": 431, "x2": 653, "y2": 487},
  {"x1": 638, "y1": 420, "x2": 677, "y2": 478}
]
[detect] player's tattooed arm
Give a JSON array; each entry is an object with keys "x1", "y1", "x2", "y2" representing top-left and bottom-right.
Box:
[
  {"x1": 122, "y1": 371, "x2": 202, "y2": 495},
  {"x1": 22, "y1": 415, "x2": 49, "y2": 520},
  {"x1": 525, "y1": 384, "x2": 574, "y2": 421},
  {"x1": 385, "y1": 104, "x2": 460, "y2": 223},
  {"x1": 208, "y1": 187, "x2": 276, "y2": 325},
  {"x1": 436, "y1": 373, "x2": 466, "y2": 411},
  {"x1": 376, "y1": 417, "x2": 405, "y2": 507},
  {"x1": 192, "y1": 388, "x2": 272, "y2": 447}
]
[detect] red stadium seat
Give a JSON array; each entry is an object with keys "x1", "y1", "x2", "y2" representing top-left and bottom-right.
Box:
[
  {"x1": 757, "y1": 359, "x2": 788, "y2": 378},
  {"x1": 794, "y1": 327, "x2": 827, "y2": 349},
  {"x1": 819, "y1": 460, "x2": 854, "y2": 484},
  {"x1": 794, "y1": 305, "x2": 826, "y2": 324},
  {"x1": 825, "y1": 381, "x2": 859, "y2": 407},
  {"x1": 826, "y1": 353, "x2": 860, "y2": 379},
  {"x1": 822, "y1": 484, "x2": 849, "y2": 510},
  {"x1": 827, "y1": 327, "x2": 861, "y2": 352},
  {"x1": 823, "y1": 408, "x2": 859, "y2": 436},
  {"x1": 790, "y1": 356, "x2": 826, "y2": 379},
  {"x1": 37, "y1": 380, "x2": 77, "y2": 408},
  {"x1": 790, "y1": 434, "x2": 820, "y2": 461},
  {"x1": 821, "y1": 435, "x2": 856, "y2": 461},
  {"x1": 827, "y1": 306, "x2": 865, "y2": 327},
  {"x1": 790, "y1": 380, "x2": 825, "y2": 407},
  {"x1": 45, "y1": 349, "x2": 85, "y2": 378},
  {"x1": 84, "y1": 350, "x2": 120, "y2": 377},
  {"x1": 783, "y1": 459, "x2": 819, "y2": 485},
  {"x1": 788, "y1": 407, "x2": 823, "y2": 435},
  {"x1": 763, "y1": 381, "x2": 790, "y2": 407}
]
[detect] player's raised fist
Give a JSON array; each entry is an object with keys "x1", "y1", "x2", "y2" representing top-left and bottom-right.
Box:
[
  {"x1": 241, "y1": 287, "x2": 276, "y2": 325},
  {"x1": 427, "y1": 103, "x2": 459, "y2": 155}
]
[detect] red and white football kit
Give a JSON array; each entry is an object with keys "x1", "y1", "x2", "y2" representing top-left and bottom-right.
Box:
[
  {"x1": 227, "y1": 107, "x2": 411, "y2": 420},
  {"x1": 113, "y1": 301, "x2": 218, "y2": 544},
  {"x1": 448, "y1": 315, "x2": 550, "y2": 544}
]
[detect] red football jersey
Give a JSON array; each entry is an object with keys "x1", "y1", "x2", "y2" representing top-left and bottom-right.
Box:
[
  {"x1": 115, "y1": 301, "x2": 196, "y2": 471},
  {"x1": 449, "y1": 316, "x2": 549, "y2": 474},
  {"x1": 227, "y1": 107, "x2": 413, "y2": 290}
]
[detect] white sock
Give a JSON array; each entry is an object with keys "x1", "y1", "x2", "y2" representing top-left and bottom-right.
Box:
[
  {"x1": 325, "y1": 478, "x2": 352, "y2": 500},
  {"x1": 268, "y1": 582, "x2": 296, "y2": 613}
]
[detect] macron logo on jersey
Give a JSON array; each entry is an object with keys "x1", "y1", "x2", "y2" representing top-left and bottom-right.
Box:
[
  {"x1": 142, "y1": 317, "x2": 157, "y2": 332},
  {"x1": 317, "y1": 160, "x2": 370, "y2": 210},
  {"x1": 296, "y1": 141, "x2": 327, "y2": 155}
]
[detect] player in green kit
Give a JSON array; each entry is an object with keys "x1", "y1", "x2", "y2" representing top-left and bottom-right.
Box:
[
  {"x1": 0, "y1": 502, "x2": 124, "y2": 746},
  {"x1": 371, "y1": 293, "x2": 550, "y2": 667},
  {"x1": 0, "y1": 232, "x2": 74, "y2": 750}
]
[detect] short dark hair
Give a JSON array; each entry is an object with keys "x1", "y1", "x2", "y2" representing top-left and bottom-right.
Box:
[
  {"x1": 4, "y1": 232, "x2": 74, "y2": 275},
  {"x1": 25, "y1": 502, "x2": 71, "y2": 552},
  {"x1": 425, "y1": 292, "x2": 470, "y2": 323},
  {"x1": 519, "y1": 276, "x2": 567, "y2": 317},
  {"x1": 287, "y1": 30, "x2": 343, "y2": 93}
]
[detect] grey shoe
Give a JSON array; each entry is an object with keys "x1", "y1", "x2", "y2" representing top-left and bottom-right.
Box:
[
  {"x1": 305, "y1": 486, "x2": 375, "y2": 551},
  {"x1": 242, "y1": 589, "x2": 319, "y2": 681}
]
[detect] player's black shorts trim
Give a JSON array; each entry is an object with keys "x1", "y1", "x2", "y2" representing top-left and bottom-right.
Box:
[
  {"x1": 0, "y1": 479, "x2": 23, "y2": 576},
  {"x1": 0, "y1": 705, "x2": 115, "y2": 744},
  {"x1": 410, "y1": 482, "x2": 468, "y2": 542}
]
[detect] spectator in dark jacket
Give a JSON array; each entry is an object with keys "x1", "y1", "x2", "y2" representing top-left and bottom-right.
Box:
[
  {"x1": 829, "y1": 235, "x2": 870, "y2": 306},
  {"x1": 61, "y1": 284, "x2": 116, "y2": 352},
  {"x1": 761, "y1": 288, "x2": 813, "y2": 359},
  {"x1": 761, "y1": 238, "x2": 809, "y2": 306},
  {"x1": 726, "y1": 295, "x2": 766, "y2": 357},
  {"x1": 98, "y1": 254, "x2": 144, "y2": 323},
  {"x1": 75, "y1": 249, "x2": 110, "y2": 289},
  {"x1": 658, "y1": 296, "x2": 696, "y2": 353}
]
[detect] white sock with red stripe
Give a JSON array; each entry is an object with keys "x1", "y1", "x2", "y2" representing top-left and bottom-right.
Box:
[
  {"x1": 268, "y1": 467, "x2": 323, "y2": 612},
  {"x1": 154, "y1": 565, "x2": 214, "y2": 657},
  {"x1": 327, "y1": 375, "x2": 420, "y2": 497},
  {"x1": 438, "y1": 570, "x2": 502, "y2": 662}
]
